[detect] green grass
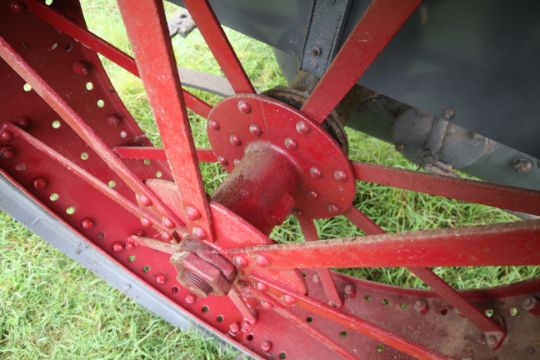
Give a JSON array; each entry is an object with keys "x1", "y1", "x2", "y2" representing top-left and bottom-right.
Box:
[{"x1": 1, "y1": 1, "x2": 539, "y2": 358}]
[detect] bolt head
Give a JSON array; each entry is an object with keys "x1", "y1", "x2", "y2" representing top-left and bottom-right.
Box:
[
  {"x1": 208, "y1": 119, "x2": 220, "y2": 130},
  {"x1": 0, "y1": 148, "x2": 14, "y2": 160},
  {"x1": 307, "y1": 190, "x2": 319, "y2": 199},
  {"x1": 295, "y1": 121, "x2": 310, "y2": 135},
  {"x1": 106, "y1": 114, "x2": 121, "y2": 127},
  {"x1": 312, "y1": 273, "x2": 320, "y2": 283},
  {"x1": 233, "y1": 256, "x2": 248, "y2": 268},
  {"x1": 255, "y1": 255, "x2": 270, "y2": 267},
  {"x1": 261, "y1": 340, "x2": 272, "y2": 352},
  {"x1": 162, "y1": 217, "x2": 175, "y2": 229},
  {"x1": 217, "y1": 156, "x2": 228, "y2": 166},
  {"x1": 185, "y1": 294, "x2": 197, "y2": 304},
  {"x1": 344, "y1": 284, "x2": 355, "y2": 297},
  {"x1": 228, "y1": 321, "x2": 240, "y2": 336},
  {"x1": 81, "y1": 218, "x2": 94, "y2": 229},
  {"x1": 112, "y1": 242, "x2": 124, "y2": 252},
  {"x1": 309, "y1": 167, "x2": 322, "y2": 179},
  {"x1": 155, "y1": 274, "x2": 167, "y2": 285},
  {"x1": 10, "y1": 1, "x2": 26, "y2": 13},
  {"x1": 186, "y1": 206, "x2": 201, "y2": 220},
  {"x1": 523, "y1": 296, "x2": 537, "y2": 310},
  {"x1": 284, "y1": 138, "x2": 298, "y2": 150},
  {"x1": 15, "y1": 117, "x2": 31, "y2": 129},
  {"x1": 334, "y1": 170, "x2": 348, "y2": 182},
  {"x1": 138, "y1": 194, "x2": 152, "y2": 207},
  {"x1": 32, "y1": 177, "x2": 47, "y2": 189},
  {"x1": 260, "y1": 300, "x2": 273, "y2": 310},
  {"x1": 282, "y1": 294, "x2": 296, "y2": 306},
  {"x1": 229, "y1": 135, "x2": 242, "y2": 146},
  {"x1": 486, "y1": 334, "x2": 499, "y2": 348},
  {"x1": 255, "y1": 282, "x2": 268, "y2": 291},
  {"x1": 327, "y1": 204, "x2": 339, "y2": 214},
  {"x1": 414, "y1": 300, "x2": 429, "y2": 314},
  {"x1": 161, "y1": 231, "x2": 172, "y2": 241},
  {"x1": 0, "y1": 131, "x2": 13, "y2": 142},
  {"x1": 140, "y1": 217, "x2": 152, "y2": 227},
  {"x1": 249, "y1": 124, "x2": 262, "y2": 137},
  {"x1": 238, "y1": 100, "x2": 251, "y2": 114},
  {"x1": 72, "y1": 61, "x2": 89, "y2": 75},
  {"x1": 191, "y1": 227, "x2": 206, "y2": 240},
  {"x1": 513, "y1": 158, "x2": 533, "y2": 173},
  {"x1": 311, "y1": 47, "x2": 321, "y2": 57}
]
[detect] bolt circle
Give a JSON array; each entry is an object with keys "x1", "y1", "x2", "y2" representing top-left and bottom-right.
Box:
[
  {"x1": 81, "y1": 218, "x2": 95, "y2": 229},
  {"x1": 208, "y1": 119, "x2": 220, "y2": 130},
  {"x1": 155, "y1": 274, "x2": 167, "y2": 285},
  {"x1": 185, "y1": 294, "x2": 197, "y2": 304},
  {"x1": 229, "y1": 135, "x2": 242, "y2": 146},
  {"x1": 138, "y1": 194, "x2": 152, "y2": 207},
  {"x1": 249, "y1": 124, "x2": 262, "y2": 137},
  {"x1": 0, "y1": 131, "x2": 13, "y2": 142},
  {"x1": 327, "y1": 204, "x2": 339, "y2": 214},
  {"x1": 261, "y1": 340, "x2": 272, "y2": 352},
  {"x1": 237, "y1": 100, "x2": 251, "y2": 114},
  {"x1": 309, "y1": 167, "x2": 322, "y2": 179},
  {"x1": 112, "y1": 242, "x2": 124, "y2": 252},
  {"x1": 186, "y1": 206, "x2": 201, "y2": 220},
  {"x1": 0, "y1": 148, "x2": 15, "y2": 160},
  {"x1": 233, "y1": 256, "x2": 248, "y2": 268},
  {"x1": 32, "y1": 177, "x2": 47, "y2": 189},
  {"x1": 334, "y1": 170, "x2": 348, "y2": 182},
  {"x1": 284, "y1": 138, "x2": 298, "y2": 150},
  {"x1": 295, "y1": 121, "x2": 310, "y2": 135}
]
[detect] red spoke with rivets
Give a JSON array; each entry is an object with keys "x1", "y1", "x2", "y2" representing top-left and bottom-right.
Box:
[
  {"x1": 118, "y1": 0, "x2": 214, "y2": 241},
  {"x1": 301, "y1": 0, "x2": 420, "y2": 123},
  {"x1": 183, "y1": 0, "x2": 255, "y2": 94}
]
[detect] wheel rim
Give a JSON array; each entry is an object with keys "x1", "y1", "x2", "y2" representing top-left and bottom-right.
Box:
[{"x1": 1, "y1": 0, "x2": 539, "y2": 359}]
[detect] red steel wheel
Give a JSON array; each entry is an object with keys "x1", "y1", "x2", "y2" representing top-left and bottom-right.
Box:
[{"x1": 1, "y1": 0, "x2": 539, "y2": 359}]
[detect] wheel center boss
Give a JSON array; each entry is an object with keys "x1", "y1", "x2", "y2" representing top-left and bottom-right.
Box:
[{"x1": 207, "y1": 95, "x2": 355, "y2": 231}]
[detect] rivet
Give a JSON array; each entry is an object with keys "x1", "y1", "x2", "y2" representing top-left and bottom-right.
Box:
[
  {"x1": 162, "y1": 217, "x2": 175, "y2": 229},
  {"x1": 106, "y1": 114, "x2": 121, "y2": 127},
  {"x1": 295, "y1": 121, "x2": 310, "y2": 135},
  {"x1": 138, "y1": 194, "x2": 152, "y2": 207},
  {"x1": 15, "y1": 117, "x2": 31, "y2": 129},
  {"x1": 260, "y1": 300, "x2": 273, "y2": 310},
  {"x1": 233, "y1": 159, "x2": 240, "y2": 166},
  {"x1": 233, "y1": 256, "x2": 248, "y2": 268},
  {"x1": 228, "y1": 321, "x2": 240, "y2": 336},
  {"x1": 192, "y1": 226, "x2": 206, "y2": 240},
  {"x1": 161, "y1": 231, "x2": 172, "y2": 241},
  {"x1": 284, "y1": 138, "x2": 297, "y2": 150},
  {"x1": 32, "y1": 177, "x2": 47, "y2": 189},
  {"x1": 238, "y1": 100, "x2": 251, "y2": 114},
  {"x1": 334, "y1": 170, "x2": 348, "y2": 181},
  {"x1": 282, "y1": 294, "x2": 296, "y2": 306},
  {"x1": 292, "y1": 208, "x2": 302, "y2": 216},
  {"x1": 261, "y1": 340, "x2": 272, "y2": 352},
  {"x1": 414, "y1": 300, "x2": 429, "y2": 315},
  {"x1": 155, "y1": 274, "x2": 167, "y2": 285},
  {"x1": 0, "y1": 147, "x2": 15, "y2": 160},
  {"x1": 81, "y1": 218, "x2": 94, "y2": 229},
  {"x1": 208, "y1": 119, "x2": 220, "y2": 130},
  {"x1": 255, "y1": 255, "x2": 269, "y2": 267},
  {"x1": 140, "y1": 217, "x2": 152, "y2": 227},
  {"x1": 523, "y1": 296, "x2": 538, "y2": 310},
  {"x1": 217, "y1": 156, "x2": 229, "y2": 166},
  {"x1": 0, "y1": 130, "x2": 13, "y2": 142},
  {"x1": 311, "y1": 47, "x2": 321, "y2": 57},
  {"x1": 344, "y1": 284, "x2": 356, "y2": 298},
  {"x1": 112, "y1": 242, "x2": 124, "y2": 252},
  {"x1": 241, "y1": 320, "x2": 254, "y2": 333},
  {"x1": 309, "y1": 167, "x2": 322, "y2": 179},
  {"x1": 327, "y1": 204, "x2": 339, "y2": 214},
  {"x1": 10, "y1": 1, "x2": 26, "y2": 13},
  {"x1": 307, "y1": 190, "x2": 319, "y2": 199},
  {"x1": 249, "y1": 124, "x2": 262, "y2": 137},
  {"x1": 255, "y1": 282, "x2": 268, "y2": 291},
  {"x1": 186, "y1": 206, "x2": 201, "y2": 220},
  {"x1": 486, "y1": 334, "x2": 499, "y2": 349},
  {"x1": 72, "y1": 61, "x2": 90, "y2": 75},
  {"x1": 229, "y1": 135, "x2": 242, "y2": 146},
  {"x1": 125, "y1": 238, "x2": 136, "y2": 250},
  {"x1": 185, "y1": 294, "x2": 197, "y2": 304},
  {"x1": 312, "y1": 274, "x2": 320, "y2": 283}
]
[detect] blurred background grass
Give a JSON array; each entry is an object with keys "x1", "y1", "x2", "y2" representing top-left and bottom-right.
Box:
[{"x1": 1, "y1": 0, "x2": 538, "y2": 358}]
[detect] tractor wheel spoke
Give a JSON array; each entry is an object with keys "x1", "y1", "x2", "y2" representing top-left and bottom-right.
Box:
[
  {"x1": 118, "y1": 0, "x2": 214, "y2": 241},
  {"x1": 114, "y1": 146, "x2": 217, "y2": 163},
  {"x1": 227, "y1": 220, "x2": 540, "y2": 268},
  {"x1": 353, "y1": 161, "x2": 540, "y2": 216},
  {"x1": 183, "y1": 0, "x2": 255, "y2": 94},
  {"x1": 301, "y1": 0, "x2": 420, "y2": 123}
]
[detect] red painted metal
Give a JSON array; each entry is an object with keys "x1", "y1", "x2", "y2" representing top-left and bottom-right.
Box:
[
  {"x1": 114, "y1": 146, "x2": 217, "y2": 163},
  {"x1": 301, "y1": 0, "x2": 421, "y2": 124},
  {"x1": 118, "y1": 0, "x2": 214, "y2": 241},
  {"x1": 24, "y1": 0, "x2": 212, "y2": 119},
  {"x1": 3, "y1": 0, "x2": 540, "y2": 358},
  {"x1": 354, "y1": 161, "x2": 540, "y2": 216},
  {"x1": 183, "y1": 0, "x2": 254, "y2": 94}
]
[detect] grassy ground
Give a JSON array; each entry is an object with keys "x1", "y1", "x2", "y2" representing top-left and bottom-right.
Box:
[{"x1": 1, "y1": 1, "x2": 539, "y2": 359}]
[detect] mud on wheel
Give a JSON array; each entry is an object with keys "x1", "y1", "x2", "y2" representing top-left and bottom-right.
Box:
[{"x1": 1, "y1": 0, "x2": 540, "y2": 359}]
